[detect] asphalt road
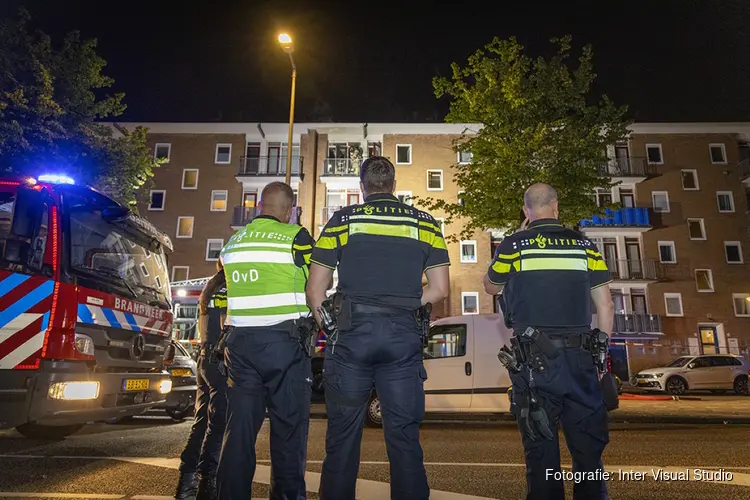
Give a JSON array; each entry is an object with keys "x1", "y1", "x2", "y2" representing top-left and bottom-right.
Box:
[{"x1": 0, "y1": 414, "x2": 748, "y2": 499}]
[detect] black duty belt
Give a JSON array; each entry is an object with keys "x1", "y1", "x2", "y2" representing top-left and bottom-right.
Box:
[
  {"x1": 547, "y1": 332, "x2": 591, "y2": 349},
  {"x1": 351, "y1": 303, "x2": 412, "y2": 315}
]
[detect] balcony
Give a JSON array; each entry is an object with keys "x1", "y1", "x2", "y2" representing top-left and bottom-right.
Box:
[
  {"x1": 598, "y1": 157, "x2": 655, "y2": 180},
  {"x1": 231, "y1": 205, "x2": 300, "y2": 229},
  {"x1": 606, "y1": 259, "x2": 663, "y2": 282},
  {"x1": 321, "y1": 206, "x2": 341, "y2": 224},
  {"x1": 579, "y1": 207, "x2": 651, "y2": 234},
  {"x1": 237, "y1": 156, "x2": 303, "y2": 177},
  {"x1": 612, "y1": 313, "x2": 663, "y2": 335}
]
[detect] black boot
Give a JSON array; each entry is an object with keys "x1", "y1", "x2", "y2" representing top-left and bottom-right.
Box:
[
  {"x1": 174, "y1": 471, "x2": 200, "y2": 500},
  {"x1": 196, "y1": 472, "x2": 217, "y2": 500}
]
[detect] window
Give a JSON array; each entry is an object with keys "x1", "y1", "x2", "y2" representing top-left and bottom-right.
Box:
[
  {"x1": 396, "y1": 144, "x2": 412, "y2": 165},
  {"x1": 460, "y1": 240, "x2": 477, "y2": 263},
  {"x1": 458, "y1": 191, "x2": 465, "y2": 206},
  {"x1": 709, "y1": 143, "x2": 727, "y2": 164},
  {"x1": 732, "y1": 293, "x2": 750, "y2": 317},
  {"x1": 664, "y1": 293, "x2": 683, "y2": 317},
  {"x1": 695, "y1": 269, "x2": 714, "y2": 292},
  {"x1": 427, "y1": 170, "x2": 444, "y2": 191},
  {"x1": 215, "y1": 144, "x2": 232, "y2": 164},
  {"x1": 176, "y1": 216, "x2": 194, "y2": 238},
  {"x1": 171, "y1": 266, "x2": 189, "y2": 282},
  {"x1": 646, "y1": 144, "x2": 663, "y2": 164},
  {"x1": 68, "y1": 206, "x2": 170, "y2": 308},
  {"x1": 457, "y1": 151, "x2": 473, "y2": 164},
  {"x1": 154, "y1": 143, "x2": 171, "y2": 162},
  {"x1": 149, "y1": 190, "x2": 165, "y2": 211},
  {"x1": 725, "y1": 241, "x2": 743, "y2": 264},
  {"x1": 395, "y1": 191, "x2": 413, "y2": 205},
  {"x1": 687, "y1": 218, "x2": 706, "y2": 240},
  {"x1": 651, "y1": 191, "x2": 670, "y2": 213},
  {"x1": 717, "y1": 191, "x2": 735, "y2": 213},
  {"x1": 462, "y1": 292, "x2": 479, "y2": 315},
  {"x1": 210, "y1": 190, "x2": 228, "y2": 211},
  {"x1": 435, "y1": 217, "x2": 445, "y2": 235},
  {"x1": 424, "y1": 324, "x2": 467, "y2": 358},
  {"x1": 681, "y1": 169, "x2": 699, "y2": 190},
  {"x1": 658, "y1": 241, "x2": 676, "y2": 263},
  {"x1": 205, "y1": 239, "x2": 224, "y2": 261},
  {"x1": 182, "y1": 169, "x2": 199, "y2": 190}
]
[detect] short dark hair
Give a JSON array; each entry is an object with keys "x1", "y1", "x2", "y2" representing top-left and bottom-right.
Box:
[{"x1": 360, "y1": 156, "x2": 395, "y2": 193}]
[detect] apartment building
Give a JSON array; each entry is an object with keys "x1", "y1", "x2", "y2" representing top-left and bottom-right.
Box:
[
  {"x1": 124, "y1": 121, "x2": 750, "y2": 374},
  {"x1": 132, "y1": 123, "x2": 494, "y2": 319}
]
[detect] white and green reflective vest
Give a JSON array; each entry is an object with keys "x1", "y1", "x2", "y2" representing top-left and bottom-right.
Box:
[{"x1": 220, "y1": 217, "x2": 310, "y2": 327}]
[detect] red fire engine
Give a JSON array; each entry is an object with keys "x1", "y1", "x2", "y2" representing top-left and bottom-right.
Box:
[{"x1": 0, "y1": 174, "x2": 174, "y2": 439}]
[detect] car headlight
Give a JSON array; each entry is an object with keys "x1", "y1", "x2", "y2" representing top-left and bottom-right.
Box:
[
  {"x1": 653, "y1": 373, "x2": 664, "y2": 378},
  {"x1": 49, "y1": 381, "x2": 100, "y2": 400},
  {"x1": 159, "y1": 379, "x2": 173, "y2": 394}
]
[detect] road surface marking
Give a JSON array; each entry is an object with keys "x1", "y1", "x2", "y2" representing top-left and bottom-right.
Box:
[
  {"x1": 111, "y1": 456, "x2": 494, "y2": 500},
  {"x1": 0, "y1": 494, "x2": 123, "y2": 499}
]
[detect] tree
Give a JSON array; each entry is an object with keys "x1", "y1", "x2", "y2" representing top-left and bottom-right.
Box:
[
  {"x1": 0, "y1": 8, "x2": 161, "y2": 208},
  {"x1": 419, "y1": 35, "x2": 631, "y2": 241}
]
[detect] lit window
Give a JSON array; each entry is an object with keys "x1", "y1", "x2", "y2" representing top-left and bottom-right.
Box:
[
  {"x1": 171, "y1": 266, "x2": 189, "y2": 282},
  {"x1": 732, "y1": 294, "x2": 750, "y2": 317},
  {"x1": 176, "y1": 216, "x2": 194, "y2": 238},
  {"x1": 695, "y1": 269, "x2": 714, "y2": 292},
  {"x1": 182, "y1": 169, "x2": 199, "y2": 190},
  {"x1": 211, "y1": 190, "x2": 228, "y2": 211}
]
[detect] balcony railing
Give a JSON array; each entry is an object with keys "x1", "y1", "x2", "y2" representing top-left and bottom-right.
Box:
[
  {"x1": 612, "y1": 313, "x2": 663, "y2": 335},
  {"x1": 232, "y1": 205, "x2": 300, "y2": 227},
  {"x1": 238, "y1": 156, "x2": 303, "y2": 176},
  {"x1": 579, "y1": 207, "x2": 651, "y2": 228},
  {"x1": 323, "y1": 158, "x2": 361, "y2": 177},
  {"x1": 598, "y1": 157, "x2": 654, "y2": 177},
  {"x1": 321, "y1": 206, "x2": 342, "y2": 223},
  {"x1": 607, "y1": 259, "x2": 663, "y2": 280}
]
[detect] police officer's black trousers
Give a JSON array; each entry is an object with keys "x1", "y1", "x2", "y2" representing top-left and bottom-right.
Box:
[
  {"x1": 217, "y1": 327, "x2": 312, "y2": 500},
  {"x1": 320, "y1": 313, "x2": 429, "y2": 500},
  {"x1": 510, "y1": 345, "x2": 610, "y2": 500},
  {"x1": 179, "y1": 353, "x2": 228, "y2": 475}
]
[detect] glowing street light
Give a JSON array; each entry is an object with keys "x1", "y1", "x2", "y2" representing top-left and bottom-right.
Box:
[{"x1": 278, "y1": 33, "x2": 297, "y2": 185}]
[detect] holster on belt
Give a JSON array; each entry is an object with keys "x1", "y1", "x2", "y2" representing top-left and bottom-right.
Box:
[
  {"x1": 331, "y1": 292, "x2": 352, "y2": 331},
  {"x1": 600, "y1": 372, "x2": 620, "y2": 411},
  {"x1": 294, "y1": 316, "x2": 318, "y2": 358}
]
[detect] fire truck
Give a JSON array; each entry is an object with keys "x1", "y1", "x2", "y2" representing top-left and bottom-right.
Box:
[{"x1": 0, "y1": 174, "x2": 174, "y2": 439}]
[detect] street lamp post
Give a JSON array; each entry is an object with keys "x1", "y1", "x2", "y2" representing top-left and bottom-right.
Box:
[{"x1": 278, "y1": 33, "x2": 296, "y2": 186}]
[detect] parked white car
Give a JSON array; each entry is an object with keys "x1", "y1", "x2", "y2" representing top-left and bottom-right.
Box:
[
  {"x1": 365, "y1": 314, "x2": 514, "y2": 427},
  {"x1": 632, "y1": 354, "x2": 749, "y2": 396}
]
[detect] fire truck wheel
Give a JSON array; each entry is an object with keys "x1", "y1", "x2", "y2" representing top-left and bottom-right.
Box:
[
  {"x1": 15, "y1": 422, "x2": 85, "y2": 440},
  {"x1": 364, "y1": 393, "x2": 382, "y2": 428}
]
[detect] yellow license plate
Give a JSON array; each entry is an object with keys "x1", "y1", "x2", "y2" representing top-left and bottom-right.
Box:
[
  {"x1": 123, "y1": 379, "x2": 150, "y2": 391},
  {"x1": 171, "y1": 369, "x2": 192, "y2": 377}
]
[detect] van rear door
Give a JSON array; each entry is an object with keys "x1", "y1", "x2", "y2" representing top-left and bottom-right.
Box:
[
  {"x1": 469, "y1": 315, "x2": 512, "y2": 412},
  {"x1": 423, "y1": 318, "x2": 473, "y2": 411}
]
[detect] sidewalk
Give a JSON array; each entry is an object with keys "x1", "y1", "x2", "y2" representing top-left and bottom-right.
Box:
[{"x1": 310, "y1": 397, "x2": 750, "y2": 425}]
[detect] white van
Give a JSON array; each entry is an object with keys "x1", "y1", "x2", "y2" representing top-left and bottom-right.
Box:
[{"x1": 365, "y1": 314, "x2": 514, "y2": 427}]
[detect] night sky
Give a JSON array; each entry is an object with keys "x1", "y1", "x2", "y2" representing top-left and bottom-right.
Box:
[{"x1": 2, "y1": 0, "x2": 749, "y2": 123}]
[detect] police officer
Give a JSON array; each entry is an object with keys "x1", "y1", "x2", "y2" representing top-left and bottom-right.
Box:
[
  {"x1": 306, "y1": 156, "x2": 451, "y2": 500},
  {"x1": 174, "y1": 261, "x2": 228, "y2": 500},
  {"x1": 484, "y1": 183, "x2": 615, "y2": 500},
  {"x1": 216, "y1": 181, "x2": 314, "y2": 500}
]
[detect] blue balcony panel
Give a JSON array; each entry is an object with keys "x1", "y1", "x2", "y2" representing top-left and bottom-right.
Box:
[{"x1": 579, "y1": 207, "x2": 650, "y2": 228}]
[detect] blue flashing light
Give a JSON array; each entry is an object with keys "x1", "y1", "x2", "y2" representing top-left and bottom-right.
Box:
[{"x1": 37, "y1": 174, "x2": 75, "y2": 185}]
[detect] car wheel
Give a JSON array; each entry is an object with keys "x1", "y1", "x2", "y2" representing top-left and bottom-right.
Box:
[
  {"x1": 15, "y1": 423, "x2": 85, "y2": 440},
  {"x1": 364, "y1": 393, "x2": 382, "y2": 428},
  {"x1": 734, "y1": 376, "x2": 749, "y2": 396},
  {"x1": 665, "y1": 376, "x2": 687, "y2": 395}
]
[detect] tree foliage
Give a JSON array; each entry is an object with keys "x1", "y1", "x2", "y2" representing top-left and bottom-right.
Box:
[
  {"x1": 0, "y1": 8, "x2": 160, "y2": 208},
  {"x1": 418, "y1": 35, "x2": 631, "y2": 241}
]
